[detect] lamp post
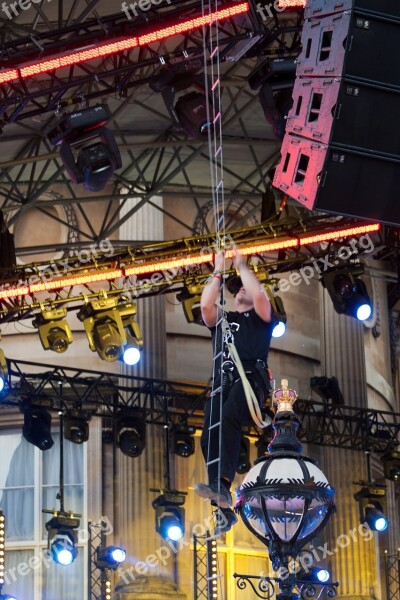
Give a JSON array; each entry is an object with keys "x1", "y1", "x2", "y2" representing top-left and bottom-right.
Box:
[{"x1": 235, "y1": 380, "x2": 336, "y2": 600}]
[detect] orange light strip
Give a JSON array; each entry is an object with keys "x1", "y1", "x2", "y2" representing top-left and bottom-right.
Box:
[
  {"x1": 226, "y1": 239, "x2": 298, "y2": 257},
  {"x1": 0, "y1": 69, "x2": 19, "y2": 84},
  {"x1": 300, "y1": 223, "x2": 380, "y2": 245},
  {"x1": 0, "y1": 222, "x2": 381, "y2": 300},
  {"x1": 277, "y1": 0, "x2": 307, "y2": 7},
  {"x1": 138, "y1": 4, "x2": 249, "y2": 45},
  {"x1": 124, "y1": 254, "x2": 211, "y2": 277},
  {"x1": 1, "y1": 3, "x2": 249, "y2": 85},
  {"x1": 0, "y1": 286, "x2": 29, "y2": 300},
  {"x1": 29, "y1": 269, "x2": 123, "y2": 293}
]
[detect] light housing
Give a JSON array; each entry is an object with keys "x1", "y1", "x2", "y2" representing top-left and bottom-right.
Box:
[
  {"x1": 64, "y1": 414, "x2": 90, "y2": 444},
  {"x1": 354, "y1": 483, "x2": 388, "y2": 533},
  {"x1": 153, "y1": 492, "x2": 185, "y2": 542},
  {"x1": 298, "y1": 566, "x2": 331, "y2": 584},
  {"x1": 48, "y1": 105, "x2": 122, "y2": 192},
  {"x1": 174, "y1": 92, "x2": 213, "y2": 140},
  {"x1": 310, "y1": 376, "x2": 344, "y2": 405},
  {"x1": 78, "y1": 298, "x2": 125, "y2": 362},
  {"x1": 45, "y1": 514, "x2": 80, "y2": 566},
  {"x1": 96, "y1": 545, "x2": 126, "y2": 570},
  {"x1": 23, "y1": 407, "x2": 54, "y2": 451},
  {"x1": 264, "y1": 282, "x2": 287, "y2": 338},
  {"x1": 117, "y1": 302, "x2": 143, "y2": 365},
  {"x1": 33, "y1": 307, "x2": 73, "y2": 353},
  {"x1": 322, "y1": 267, "x2": 372, "y2": 321},
  {"x1": 171, "y1": 424, "x2": 196, "y2": 458},
  {"x1": 116, "y1": 411, "x2": 146, "y2": 458},
  {"x1": 381, "y1": 449, "x2": 400, "y2": 482},
  {"x1": 177, "y1": 286, "x2": 203, "y2": 325}
]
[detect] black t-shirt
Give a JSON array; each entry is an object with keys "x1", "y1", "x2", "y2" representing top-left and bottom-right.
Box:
[{"x1": 209, "y1": 308, "x2": 275, "y2": 363}]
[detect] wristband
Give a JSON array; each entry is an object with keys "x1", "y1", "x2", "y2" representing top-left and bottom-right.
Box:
[{"x1": 213, "y1": 274, "x2": 222, "y2": 280}]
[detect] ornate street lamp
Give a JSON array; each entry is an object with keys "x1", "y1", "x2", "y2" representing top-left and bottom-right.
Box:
[{"x1": 235, "y1": 380, "x2": 336, "y2": 600}]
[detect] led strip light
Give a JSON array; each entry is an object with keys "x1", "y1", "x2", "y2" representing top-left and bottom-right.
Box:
[
  {"x1": 0, "y1": 3, "x2": 249, "y2": 85},
  {"x1": 0, "y1": 223, "x2": 380, "y2": 301}
]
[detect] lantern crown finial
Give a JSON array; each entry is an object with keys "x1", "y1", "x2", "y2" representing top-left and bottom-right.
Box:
[{"x1": 273, "y1": 378, "x2": 298, "y2": 414}]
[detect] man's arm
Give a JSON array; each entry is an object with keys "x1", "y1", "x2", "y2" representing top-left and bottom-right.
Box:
[
  {"x1": 233, "y1": 252, "x2": 272, "y2": 322},
  {"x1": 200, "y1": 250, "x2": 225, "y2": 327}
]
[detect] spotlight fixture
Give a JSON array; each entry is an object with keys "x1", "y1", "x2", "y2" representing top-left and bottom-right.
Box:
[
  {"x1": 174, "y1": 92, "x2": 213, "y2": 140},
  {"x1": 298, "y1": 566, "x2": 331, "y2": 584},
  {"x1": 264, "y1": 281, "x2": 287, "y2": 338},
  {"x1": 171, "y1": 424, "x2": 196, "y2": 458},
  {"x1": 322, "y1": 266, "x2": 372, "y2": 321},
  {"x1": 96, "y1": 546, "x2": 126, "y2": 571},
  {"x1": 78, "y1": 298, "x2": 143, "y2": 364},
  {"x1": 176, "y1": 285, "x2": 203, "y2": 325},
  {"x1": 0, "y1": 595, "x2": 18, "y2": 600},
  {"x1": 381, "y1": 449, "x2": 400, "y2": 482},
  {"x1": 310, "y1": 376, "x2": 344, "y2": 405},
  {"x1": 0, "y1": 349, "x2": 8, "y2": 393},
  {"x1": 64, "y1": 414, "x2": 91, "y2": 444},
  {"x1": 47, "y1": 104, "x2": 122, "y2": 192},
  {"x1": 33, "y1": 307, "x2": 73, "y2": 353},
  {"x1": 117, "y1": 302, "x2": 143, "y2": 366},
  {"x1": 116, "y1": 411, "x2": 146, "y2": 458},
  {"x1": 23, "y1": 406, "x2": 54, "y2": 451},
  {"x1": 354, "y1": 482, "x2": 389, "y2": 532},
  {"x1": 153, "y1": 492, "x2": 185, "y2": 542},
  {"x1": 236, "y1": 436, "x2": 251, "y2": 474},
  {"x1": 45, "y1": 513, "x2": 80, "y2": 566}
]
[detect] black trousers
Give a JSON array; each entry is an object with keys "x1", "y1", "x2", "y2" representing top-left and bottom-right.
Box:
[{"x1": 200, "y1": 371, "x2": 267, "y2": 485}]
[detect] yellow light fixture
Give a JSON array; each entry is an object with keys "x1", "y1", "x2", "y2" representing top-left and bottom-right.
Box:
[{"x1": 33, "y1": 307, "x2": 73, "y2": 353}]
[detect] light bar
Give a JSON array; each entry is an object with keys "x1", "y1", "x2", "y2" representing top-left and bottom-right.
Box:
[
  {"x1": 277, "y1": 0, "x2": 307, "y2": 8},
  {"x1": 299, "y1": 223, "x2": 380, "y2": 246},
  {"x1": 0, "y1": 222, "x2": 381, "y2": 301},
  {"x1": 124, "y1": 254, "x2": 211, "y2": 277},
  {"x1": 29, "y1": 269, "x2": 123, "y2": 293},
  {"x1": 0, "y1": 3, "x2": 249, "y2": 85}
]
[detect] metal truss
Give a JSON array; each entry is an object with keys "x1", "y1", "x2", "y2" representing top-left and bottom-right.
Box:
[
  {"x1": 193, "y1": 533, "x2": 210, "y2": 600},
  {"x1": 2, "y1": 358, "x2": 399, "y2": 452},
  {"x1": 0, "y1": 0, "x2": 304, "y2": 256},
  {"x1": 0, "y1": 215, "x2": 386, "y2": 322},
  {"x1": 385, "y1": 550, "x2": 400, "y2": 600}
]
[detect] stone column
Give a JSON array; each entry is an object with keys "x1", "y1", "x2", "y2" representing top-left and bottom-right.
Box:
[
  {"x1": 320, "y1": 290, "x2": 380, "y2": 600},
  {"x1": 104, "y1": 194, "x2": 185, "y2": 596}
]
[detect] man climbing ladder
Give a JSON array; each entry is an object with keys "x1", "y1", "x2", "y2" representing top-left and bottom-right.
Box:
[{"x1": 195, "y1": 249, "x2": 275, "y2": 535}]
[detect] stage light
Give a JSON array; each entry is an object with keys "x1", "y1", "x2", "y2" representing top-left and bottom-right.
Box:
[
  {"x1": 354, "y1": 483, "x2": 388, "y2": 533},
  {"x1": 117, "y1": 302, "x2": 143, "y2": 366},
  {"x1": 310, "y1": 376, "x2": 344, "y2": 405},
  {"x1": 0, "y1": 349, "x2": 8, "y2": 392},
  {"x1": 33, "y1": 308, "x2": 73, "y2": 353},
  {"x1": 0, "y1": 595, "x2": 18, "y2": 600},
  {"x1": 298, "y1": 566, "x2": 331, "y2": 584},
  {"x1": 45, "y1": 513, "x2": 80, "y2": 566},
  {"x1": 237, "y1": 436, "x2": 251, "y2": 474},
  {"x1": 0, "y1": 511, "x2": 5, "y2": 588},
  {"x1": 78, "y1": 298, "x2": 126, "y2": 362},
  {"x1": 48, "y1": 105, "x2": 122, "y2": 192},
  {"x1": 264, "y1": 282, "x2": 287, "y2": 338},
  {"x1": 96, "y1": 545, "x2": 126, "y2": 570},
  {"x1": 381, "y1": 450, "x2": 400, "y2": 482},
  {"x1": 174, "y1": 92, "x2": 213, "y2": 140},
  {"x1": 153, "y1": 492, "x2": 185, "y2": 542},
  {"x1": 23, "y1": 407, "x2": 54, "y2": 451},
  {"x1": 322, "y1": 267, "x2": 372, "y2": 321},
  {"x1": 365, "y1": 507, "x2": 388, "y2": 532},
  {"x1": 116, "y1": 411, "x2": 146, "y2": 458},
  {"x1": 176, "y1": 285, "x2": 203, "y2": 325},
  {"x1": 171, "y1": 424, "x2": 196, "y2": 458},
  {"x1": 64, "y1": 414, "x2": 90, "y2": 444}
]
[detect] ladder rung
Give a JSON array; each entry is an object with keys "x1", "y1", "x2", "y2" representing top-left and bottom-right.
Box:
[
  {"x1": 211, "y1": 386, "x2": 222, "y2": 395},
  {"x1": 206, "y1": 458, "x2": 220, "y2": 466},
  {"x1": 214, "y1": 350, "x2": 223, "y2": 360},
  {"x1": 209, "y1": 422, "x2": 221, "y2": 430}
]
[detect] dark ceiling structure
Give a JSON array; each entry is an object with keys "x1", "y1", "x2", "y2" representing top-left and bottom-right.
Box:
[{"x1": 0, "y1": 0, "x2": 305, "y2": 258}]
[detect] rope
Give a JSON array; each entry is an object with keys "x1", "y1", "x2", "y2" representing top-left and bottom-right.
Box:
[{"x1": 226, "y1": 340, "x2": 272, "y2": 429}]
